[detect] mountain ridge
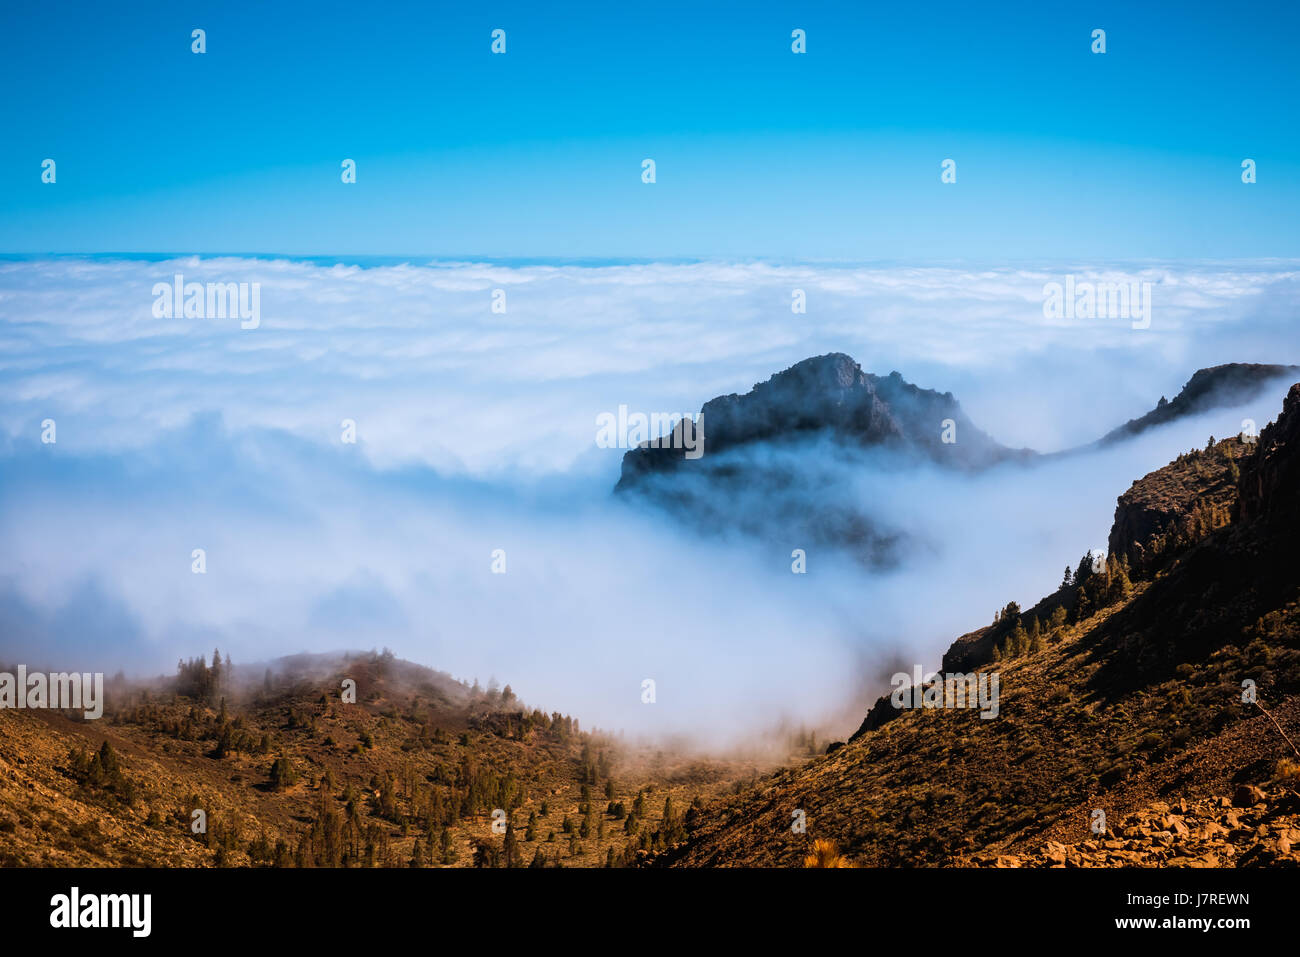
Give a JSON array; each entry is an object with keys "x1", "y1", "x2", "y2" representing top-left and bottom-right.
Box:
[
  {"x1": 652, "y1": 380, "x2": 1300, "y2": 867},
  {"x1": 616, "y1": 356, "x2": 1298, "y2": 498}
]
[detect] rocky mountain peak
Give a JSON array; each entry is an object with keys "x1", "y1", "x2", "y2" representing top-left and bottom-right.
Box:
[{"x1": 616, "y1": 353, "x2": 1022, "y2": 493}]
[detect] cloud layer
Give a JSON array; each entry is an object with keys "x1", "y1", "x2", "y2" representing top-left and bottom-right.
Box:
[{"x1": 1, "y1": 257, "x2": 1297, "y2": 744}]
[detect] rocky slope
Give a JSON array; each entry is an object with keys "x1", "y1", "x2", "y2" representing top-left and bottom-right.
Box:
[
  {"x1": 1105, "y1": 438, "x2": 1246, "y2": 577},
  {"x1": 967, "y1": 786, "x2": 1300, "y2": 868},
  {"x1": 654, "y1": 381, "x2": 1300, "y2": 868},
  {"x1": 1239, "y1": 380, "x2": 1300, "y2": 523}
]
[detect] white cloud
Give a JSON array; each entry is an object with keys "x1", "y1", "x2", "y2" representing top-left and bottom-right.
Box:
[
  {"x1": 0, "y1": 257, "x2": 1297, "y2": 745},
  {"x1": 3, "y1": 257, "x2": 1297, "y2": 469}
]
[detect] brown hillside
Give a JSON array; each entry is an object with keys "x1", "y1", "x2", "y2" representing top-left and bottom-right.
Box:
[{"x1": 0, "y1": 650, "x2": 765, "y2": 867}]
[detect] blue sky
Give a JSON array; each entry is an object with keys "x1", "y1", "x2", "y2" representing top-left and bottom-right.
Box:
[{"x1": 1, "y1": 0, "x2": 1298, "y2": 259}]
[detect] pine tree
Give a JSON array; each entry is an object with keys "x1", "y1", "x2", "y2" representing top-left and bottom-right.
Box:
[
  {"x1": 214, "y1": 723, "x2": 232, "y2": 759},
  {"x1": 1075, "y1": 588, "x2": 1092, "y2": 622},
  {"x1": 503, "y1": 818, "x2": 518, "y2": 868},
  {"x1": 1011, "y1": 621, "x2": 1028, "y2": 656},
  {"x1": 211, "y1": 648, "x2": 223, "y2": 698}
]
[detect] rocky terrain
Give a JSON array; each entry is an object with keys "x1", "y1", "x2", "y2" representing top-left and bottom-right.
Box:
[
  {"x1": 4, "y1": 365, "x2": 1298, "y2": 870},
  {"x1": 968, "y1": 784, "x2": 1300, "y2": 868},
  {"x1": 652, "y1": 381, "x2": 1300, "y2": 868}
]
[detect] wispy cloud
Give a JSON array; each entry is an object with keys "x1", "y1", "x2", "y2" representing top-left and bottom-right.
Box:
[{"x1": 1, "y1": 257, "x2": 1297, "y2": 744}]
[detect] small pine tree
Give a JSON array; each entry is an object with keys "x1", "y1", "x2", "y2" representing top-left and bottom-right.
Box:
[
  {"x1": 503, "y1": 818, "x2": 518, "y2": 868},
  {"x1": 214, "y1": 724, "x2": 232, "y2": 759},
  {"x1": 1011, "y1": 621, "x2": 1028, "y2": 656}
]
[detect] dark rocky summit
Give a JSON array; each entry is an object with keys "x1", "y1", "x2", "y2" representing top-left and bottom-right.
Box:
[
  {"x1": 616, "y1": 353, "x2": 1030, "y2": 494},
  {"x1": 612, "y1": 353, "x2": 1033, "y2": 566},
  {"x1": 1097, "y1": 363, "x2": 1299, "y2": 447}
]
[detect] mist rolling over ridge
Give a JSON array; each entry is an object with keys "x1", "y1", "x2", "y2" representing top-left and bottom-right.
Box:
[{"x1": 2, "y1": 257, "x2": 1297, "y2": 748}]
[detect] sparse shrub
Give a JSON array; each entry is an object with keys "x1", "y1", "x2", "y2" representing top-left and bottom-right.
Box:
[
  {"x1": 1274, "y1": 758, "x2": 1300, "y2": 786},
  {"x1": 67, "y1": 742, "x2": 135, "y2": 805},
  {"x1": 268, "y1": 754, "x2": 298, "y2": 791},
  {"x1": 803, "y1": 839, "x2": 856, "y2": 868}
]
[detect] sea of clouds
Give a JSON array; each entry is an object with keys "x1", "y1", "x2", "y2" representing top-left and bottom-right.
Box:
[{"x1": 1, "y1": 257, "x2": 1297, "y2": 745}]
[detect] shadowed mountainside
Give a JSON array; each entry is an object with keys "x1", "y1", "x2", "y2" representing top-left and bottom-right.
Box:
[
  {"x1": 1096, "y1": 363, "x2": 1299, "y2": 448},
  {"x1": 653, "y1": 382, "x2": 1300, "y2": 868},
  {"x1": 613, "y1": 353, "x2": 1034, "y2": 567}
]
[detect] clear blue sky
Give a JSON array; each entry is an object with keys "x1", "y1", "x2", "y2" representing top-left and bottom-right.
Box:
[{"x1": 1, "y1": 0, "x2": 1297, "y2": 260}]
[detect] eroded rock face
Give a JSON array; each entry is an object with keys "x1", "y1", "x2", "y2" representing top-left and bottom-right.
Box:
[
  {"x1": 1239, "y1": 383, "x2": 1300, "y2": 523},
  {"x1": 1105, "y1": 438, "x2": 1246, "y2": 577},
  {"x1": 615, "y1": 353, "x2": 1027, "y2": 492}
]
